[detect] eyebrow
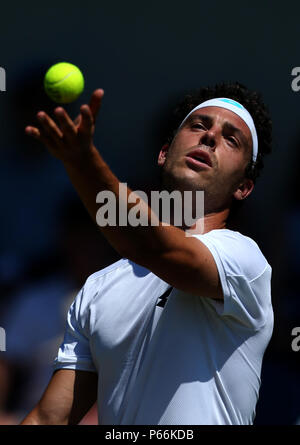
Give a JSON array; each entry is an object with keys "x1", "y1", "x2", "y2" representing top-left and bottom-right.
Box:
[
  {"x1": 186, "y1": 114, "x2": 213, "y2": 126},
  {"x1": 186, "y1": 113, "x2": 250, "y2": 148},
  {"x1": 223, "y1": 122, "x2": 249, "y2": 147}
]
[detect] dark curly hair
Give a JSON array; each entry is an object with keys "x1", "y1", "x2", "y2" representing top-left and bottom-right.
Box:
[{"x1": 163, "y1": 82, "x2": 272, "y2": 183}]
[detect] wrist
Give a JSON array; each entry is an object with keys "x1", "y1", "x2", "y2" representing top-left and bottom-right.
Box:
[{"x1": 63, "y1": 144, "x2": 102, "y2": 170}]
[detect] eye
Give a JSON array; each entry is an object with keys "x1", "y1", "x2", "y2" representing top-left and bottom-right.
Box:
[
  {"x1": 226, "y1": 136, "x2": 239, "y2": 147},
  {"x1": 191, "y1": 122, "x2": 206, "y2": 130}
]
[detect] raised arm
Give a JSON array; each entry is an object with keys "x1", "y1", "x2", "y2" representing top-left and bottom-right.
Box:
[
  {"x1": 20, "y1": 369, "x2": 98, "y2": 425},
  {"x1": 25, "y1": 90, "x2": 222, "y2": 300}
]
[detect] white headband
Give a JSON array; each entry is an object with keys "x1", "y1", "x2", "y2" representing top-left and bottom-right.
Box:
[{"x1": 179, "y1": 97, "x2": 258, "y2": 163}]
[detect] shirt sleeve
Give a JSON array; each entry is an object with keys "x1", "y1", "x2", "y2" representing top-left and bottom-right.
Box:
[
  {"x1": 193, "y1": 230, "x2": 272, "y2": 331},
  {"x1": 53, "y1": 286, "x2": 97, "y2": 373}
]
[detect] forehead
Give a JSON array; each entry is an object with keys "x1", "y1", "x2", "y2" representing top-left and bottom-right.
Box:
[{"x1": 188, "y1": 106, "x2": 252, "y2": 141}]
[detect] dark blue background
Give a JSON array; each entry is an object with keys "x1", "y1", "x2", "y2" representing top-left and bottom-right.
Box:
[{"x1": 0, "y1": 0, "x2": 299, "y2": 425}]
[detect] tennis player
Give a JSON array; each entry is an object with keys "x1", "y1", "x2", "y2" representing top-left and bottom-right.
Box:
[{"x1": 21, "y1": 82, "x2": 273, "y2": 425}]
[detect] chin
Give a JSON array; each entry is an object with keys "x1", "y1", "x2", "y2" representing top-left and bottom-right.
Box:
[
  {"x1": 161, "y1": 165, "x2": 207, "y2": 193},
  {"x1": 163, "y1": 175, "x2": 205, "y2": 194}
]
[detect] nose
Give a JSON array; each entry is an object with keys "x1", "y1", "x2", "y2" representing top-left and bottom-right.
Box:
[{"x1": 199, "y1": 129, "x2": 216, "y2": 150}]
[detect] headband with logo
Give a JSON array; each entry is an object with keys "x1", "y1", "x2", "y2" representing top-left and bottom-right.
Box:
[{"x1": 178, "y1": 98, "x2": 258, "y2": 164}]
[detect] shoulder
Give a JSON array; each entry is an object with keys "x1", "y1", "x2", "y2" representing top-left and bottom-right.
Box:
[
  {"x1": 72, "y1": 258, "x2": 156, "y2": 317},
  {"x1": 85, "y1": 258, "x2": 129, "y2": 286},
  {"x1": 68, "y1": 259, "x2": 129, "y2": 322},
  {"x1": 193, "y1": 229, "x2": 270, "y2": 282}
]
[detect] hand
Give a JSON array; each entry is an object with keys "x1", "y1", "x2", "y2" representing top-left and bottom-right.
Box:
[{"x1": 25, "y1": 89, "x2": 104, "y2": 165}]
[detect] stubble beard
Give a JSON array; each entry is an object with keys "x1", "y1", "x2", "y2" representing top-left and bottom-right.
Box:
[{"x1": 160, "y1": 164, "x2": 232, "y2": 218}]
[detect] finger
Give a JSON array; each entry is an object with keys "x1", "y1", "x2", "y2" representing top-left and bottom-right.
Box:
[
  {"x1": 25, "y1": 126, "x2": 41, "y2": 139},
  {"x1": 37, "y1": 111, "x2": 64, "y2": 144},
  {"x1": 73, "y1": 89, "x2": 103, "y2": 127},
  {"x1": 54, "y1": 107, "x2": 77, "y2": 141},
  {"x1": 25, "y1": 125, "x2": 60, "y2": 150},
  {"x1": 78, "y1": 105, "x2": 94, "y2": 135},
  {"x1": 73, "y1": 114, "x2": 82, "y2": 126},
  {"x1": 89, "y1": 89, "x2": 104, "y2": 122}
]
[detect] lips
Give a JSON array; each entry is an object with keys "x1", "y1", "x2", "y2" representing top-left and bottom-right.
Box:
[{"x1": 186, "y1": 148, "x2": 212, "y2": 168}]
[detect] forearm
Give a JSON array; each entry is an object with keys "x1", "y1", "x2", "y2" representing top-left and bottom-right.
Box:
[
  {"x1": 63, "y1": 146, "x2": 184, "y2": 262},
  {"x1": 20, "y1": 410, "x2": 44, "y2": 425},
  {"x1": 20, "y1": 370, "x2": 98, "y2": 426},
  {"x1": 20, "y1": 406, "x2": 68, "y2": 425},
  {"x1": 26, "y1": 90, "x2": 188, "y2": 266}
]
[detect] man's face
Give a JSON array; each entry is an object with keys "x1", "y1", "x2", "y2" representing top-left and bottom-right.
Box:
[{"x1": 158, "y1": 106, "x2": 254, "y2": 213}]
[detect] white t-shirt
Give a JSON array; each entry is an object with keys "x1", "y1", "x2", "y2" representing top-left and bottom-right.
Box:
[{"x1": 54, "y1": 229, "x2": 273, "y2": 425}]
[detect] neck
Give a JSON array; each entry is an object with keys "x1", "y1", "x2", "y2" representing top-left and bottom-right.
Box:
[
  {"x1": 158, "y1": 179, "x2": 230, "y2": 235},
  {"x1": 181, "y1": 208, "x2": 229, "y2": 235},
  {"x1": 202, "y1": 208, "x2": 229, "y2": 233}
]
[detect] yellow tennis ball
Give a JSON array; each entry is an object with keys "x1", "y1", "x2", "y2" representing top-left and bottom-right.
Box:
[{"x1": 44, "y1": 62, "x2": 84, "y2": 104}]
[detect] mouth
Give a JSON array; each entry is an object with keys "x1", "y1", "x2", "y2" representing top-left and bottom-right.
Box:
[{"x1": 185, "y1": 149, "x2": 212, "y2": 169}]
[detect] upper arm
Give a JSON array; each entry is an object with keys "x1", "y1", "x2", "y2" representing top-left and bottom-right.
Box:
[
  {"x1": 133, "y1": 231, "x2": 223, "y2": 300},
  {"x1": 21, "y1": 369, "x2": 98, "y2": 425}
]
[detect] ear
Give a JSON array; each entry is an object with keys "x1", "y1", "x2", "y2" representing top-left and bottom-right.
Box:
[
  {"x1": 233, "y1": 178, "x2": 254, "y2": 201},
  {"x1": 157, "y1": 143, "x2": 169, "y2": 167}
]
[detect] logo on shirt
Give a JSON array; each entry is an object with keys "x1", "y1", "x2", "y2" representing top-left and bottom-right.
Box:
[{"x1": 157, "y1": 287, "x2": 173, "y2": 308}]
